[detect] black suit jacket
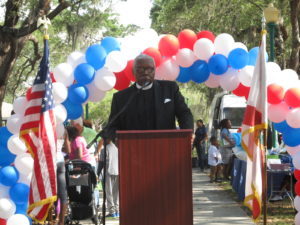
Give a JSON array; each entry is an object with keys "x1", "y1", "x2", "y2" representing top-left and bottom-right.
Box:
[{"x1": 106, "y1": 80, "x2": 193, "y2": 136}]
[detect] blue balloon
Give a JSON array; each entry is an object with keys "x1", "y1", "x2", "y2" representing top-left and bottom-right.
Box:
[
  {"x1": 10, "y1": 183, "x2": 30, "y2": 204},
  {"x1": 86, "y1": 44, "x2": 107, "y2": 70},
  {"x1": 190, "y1": 60, "x2": 210, "y2": 83},
  {"x1": 16, "y1": 203, "x2": 28, "y2": 214},
  {"x1": 273, "y1": 120, "x2": 292, "y2": 133},
  {"x1": 0, "y1": 166, "x2": 19, "y2": 186},
  {"x1": 0, "y1": 127, "x2": 13, "y2": 148},
  {"x1": 248, "y1": 47, "x2": 259, "y2": 66},
  {"x1": 228, "y1": 48, "x2": 249, "y2": 69},
  {"x1": 176, "y1": 67, "x2": 192, "y2": 83},
  {"x1": 282, "y1": 127, "x2": 300, "y2": 147},
  {"x1": 232, "y1": 133, "x2": 242, "y2": 146},
  {"x1": 0, "y1": 146, "x2": 16, "y2": 167},
  {"x1": 208, "y1": 54, "x2": 229, "y2": 75},
  {"x1": 101, "y1": 37, "x2": 121, "y2": 53},
  {"x1": 68, "y1": 84, "x2": 89, "y2": 104},
  {"x1": 74, "y1": 63, "x2": 95, "y2": 85},
  {"x1": 62, "y1": 99, "x2": 83, "y2": 120}
]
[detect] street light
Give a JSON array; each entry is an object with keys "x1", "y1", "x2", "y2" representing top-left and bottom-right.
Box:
[
  {"x1": 263, "y1": 3, "x2": 280, "y2": 148},
  {"x1": 263, "y1": 3, "x2": 280, "y2": 61}
]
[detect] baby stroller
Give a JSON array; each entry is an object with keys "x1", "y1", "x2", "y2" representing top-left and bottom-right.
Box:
[{"x1": 65, "y1": 159, "x2": 99, "y2": 225}]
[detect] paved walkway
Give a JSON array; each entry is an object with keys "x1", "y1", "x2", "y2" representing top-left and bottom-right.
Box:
[{"x1": 78, "y1": 169, "x2": 254, "y2": 225}]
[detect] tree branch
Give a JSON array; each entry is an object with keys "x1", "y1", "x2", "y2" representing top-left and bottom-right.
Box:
[
  {"x1": 4, "y1": 0, "x2": 22, "y2": 27},
  {"x1": 289, "y1": 0, "x2": 300, "y2": 71},
  {"x1": 0, "y1": 1, "x2": 71, "y2": 38}
]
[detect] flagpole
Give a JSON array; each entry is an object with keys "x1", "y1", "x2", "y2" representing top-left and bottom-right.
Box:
[
  {"x1": 263, "y1": 128, "x2": 268, "y2": 225},
  {"x1": 261, "y1": 16, "x2": 268, "y2": 225}
]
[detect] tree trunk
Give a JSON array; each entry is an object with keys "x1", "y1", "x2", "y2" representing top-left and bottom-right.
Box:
[
  {"x1": 0, "y1": 35, "x2": 26, "y2": 125},
  {"x1": 289, "y1": 0, "x2": 300, "y2": 73}
]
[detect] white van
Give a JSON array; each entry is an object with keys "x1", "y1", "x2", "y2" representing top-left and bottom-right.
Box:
[{"x1": 207, "y1": 92, "x2": 246, "y2": 138}]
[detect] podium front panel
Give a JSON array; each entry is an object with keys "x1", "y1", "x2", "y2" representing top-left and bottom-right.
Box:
[{"x1": 117, "y1": 130, "x2": 193, "y2": 225}]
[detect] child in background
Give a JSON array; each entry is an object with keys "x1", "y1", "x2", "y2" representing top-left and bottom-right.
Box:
[{"x1": 208, "y1": 136, "x2": 222, "y2": 183}]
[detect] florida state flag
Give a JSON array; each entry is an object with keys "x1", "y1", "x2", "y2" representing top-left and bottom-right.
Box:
[{"x1": 242, "y1": 30, "x2": 268, "y2": 221}]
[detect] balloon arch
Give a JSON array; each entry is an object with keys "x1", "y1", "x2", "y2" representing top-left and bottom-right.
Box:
[{"x1": 1, "y1": 28, "x2": 300, "y2": 224}]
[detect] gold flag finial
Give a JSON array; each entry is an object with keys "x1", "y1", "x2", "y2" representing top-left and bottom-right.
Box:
[{"x1": 37, "y1": 15, "x2": 51, "y2": 39}]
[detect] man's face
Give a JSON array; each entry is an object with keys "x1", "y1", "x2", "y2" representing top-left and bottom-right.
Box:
[{"x1": 133, "y1": 58, "x2": 155, "y2": 86}]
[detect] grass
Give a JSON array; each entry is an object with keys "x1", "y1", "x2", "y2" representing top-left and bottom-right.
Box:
[{"x1": 218, "y1": 181, "x2": 296, "y2": 225}]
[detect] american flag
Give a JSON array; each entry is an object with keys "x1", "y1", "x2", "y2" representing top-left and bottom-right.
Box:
[{"x1": 20, "y1": 38, "x2": 57, "y2": 222}]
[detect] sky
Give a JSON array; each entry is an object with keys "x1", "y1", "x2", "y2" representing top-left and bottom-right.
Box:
[{"x1": 112, "y1": 0, "x2": 153, "y2": 28}]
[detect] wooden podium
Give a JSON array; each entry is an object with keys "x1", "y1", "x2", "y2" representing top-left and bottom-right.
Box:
[{"x1": 117, "y1": 129, "x2": 193, "y2": 225}]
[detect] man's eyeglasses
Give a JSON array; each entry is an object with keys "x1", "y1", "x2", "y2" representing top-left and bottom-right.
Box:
[{"x1": 136, "y1": 67, "x2": 155, "y2": 74}]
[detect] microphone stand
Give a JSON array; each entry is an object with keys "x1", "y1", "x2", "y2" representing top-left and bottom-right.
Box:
[{"x1": 89, "y1": 82, "x2": 149, "y2": 225}]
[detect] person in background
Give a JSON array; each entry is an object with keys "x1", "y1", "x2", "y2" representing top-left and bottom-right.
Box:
[
  {"x1": 100, "y1": 139, "x2": 119, "y2": 218},
  {"x1": 56, "y1": 128, "x2": 71, "y2": 225},
  {"x1": 219, "y1": 119, "x2": 235, "y2": 180},
  {"x1": 193, "y1": 119, "x2": 207, "y2": 172},
  {"x1": 67, "y1": 125, "x2": 93, "y2": 165},
  {"x1": 208, "y1": 136, "x2": 222, "y2": 183}
]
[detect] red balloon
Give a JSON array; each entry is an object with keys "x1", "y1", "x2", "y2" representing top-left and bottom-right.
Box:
[
  {"x1": 294, "y1": 170, "x2": 300, "y2": 180},
  {"x1": 267, "y1": 84, "x2": 284, "y2": 104},
  {"x1": 158, "y1": 34, "x2": 179, "y2": 57},
  {"x1": 114, "y1": 71, "x2": 131, "y2": 91},
  {"x1": 178, "y1": 29, "x2": 197, "y2": 50},
  {"x1": 295, "y1": 180, "x2": 300, "y2": 196},
  {"x1": 232, "y1": 83, "x2": 250, "y2": 99},
  {"x1": 284, "y1": 88, "x2": 300, "y2": 108},
  {"x1": 123, "y1": 60, "x2": 136, "y2": 82},
  {"x1": 197, "y1": 30, "x2": 215, "y2": 42},
  {"x1": 0, "y1": 218, "x2": 6, "y2": 225},
  {"x1": 143, "y1": 47, "x2": 162, "y2": 67}
]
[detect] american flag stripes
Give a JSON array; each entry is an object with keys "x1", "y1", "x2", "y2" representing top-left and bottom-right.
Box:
[{"x1": 20, "y1": 38, "x2": 57, "y2": 222}]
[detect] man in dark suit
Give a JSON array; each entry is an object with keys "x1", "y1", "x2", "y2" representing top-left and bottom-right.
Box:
[{"x1": 106, "y1": 54, "x2": 193, "y2": 136}]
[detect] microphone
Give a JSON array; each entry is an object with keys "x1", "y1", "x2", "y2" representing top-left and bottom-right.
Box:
[{"x1": 86, "y1": 82, "x2": 152, "y2": 148}]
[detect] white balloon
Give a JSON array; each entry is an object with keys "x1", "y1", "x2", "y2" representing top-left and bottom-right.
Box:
[
  {"x1": 135, "y1": 28, "x2": 159, "y2": 49},
  {"x1": 13, "y1": 97, "x2": 27, "y2": 116},
  {"x1": 0, "y1": 198, "x2": 16, "y2": 219},
  {"x1": 214, "y1": 33, "x2": 235, "y2": 56},
  {"x1": 286, "y1": 108, "x2": 300, "y2": 128},
  {"x1": 6, "y1": 114, "x2": 23, "y2": 134},
  {"x1": 105, "y1": 51, "x2": 127, "y2": 72},
  {"x1": 204, "y1": 73, "x2": 221, "y2": 88},
  {"x1": 295, "y1": 212, "x2": 300, "y2": 225},
  {"x1": 268, "y1": 102, "x2": 290, "y2": 123},
  {"x1": 238, "y1": 65, "x2": 254, "y2": 87},
  {"x1": 120, "y1": 35, "x2": 142, "y2": 60},
  {"x1": 18, "y1": 173, "x2": 32, "y2": 186},
  {"x1": 193, "y1": 38, "x2": 215, "y2": 61},
  {"x1": 231, "y1": 42, "x2": 248, "y2": 52},
  {"x1": 14, "y1": 153, "x2": 33, "y2": 175},
  {"x1": 0, "y1": 184, "x2": 10, "y2": 198},
  {"x1": 86, "y1": 82, "x2": 106, "y2": 102},
  {"x1": 156, "y1": 59, "x2": 179, "y2": 81},
  {"x1": 7, "y1": 214, "x2": 30, "y2": 225},
  {"x1": 280, "y1": 69, "x2": 299, "y2": 90},
  {"x1": 52, "y1": 82, "x2": 68, "y2": 104},
  {"x1": 53, "y1": 63, "x2": 74, "y2": 87},
  {"x1": 219, "y1": 68, "x2": 240, "y2": 91},
  {"x1": 295, "y1": 196, "x2": 300, "y2": 212},
  {"x1": 53, "y1": 104, "x2": 67, "y2": 124},
  {"x1": 7, "y1": 134, "x2": 27, "y2": 155},
  {"x1": 293, "y1": 151, "x2": 300, "y2": 170},
  {"x1": 67, "y1": 51, "x2": 86, "y2": 68},
  {"x1": 94, "y1": 68, "x2": 116, "y2": 91},
  {"x1": 56, "y1": 123, "x2": 65, "y2": 139},
  {"x1": 266, "y1": 62, "x2": 281, "y2": 85},
  {"x1": 175, "y1": 48, "x2": 196, "y2": 67},
  {"x1": 286, "y1": 145, "x2": 300, "y2": 156}
]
